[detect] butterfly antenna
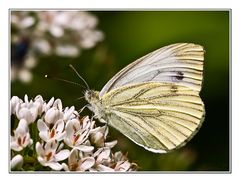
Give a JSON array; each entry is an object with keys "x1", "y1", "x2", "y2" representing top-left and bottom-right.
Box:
[
  {"x1": 76, "y1": 96, "x2": 85, "y2": 100},
  {"x1": 45, "y1": 75, "x2": 86, "y2": 89},
  {"x1": 69, "y1": 64, "x2": 90, "y2": 90}
]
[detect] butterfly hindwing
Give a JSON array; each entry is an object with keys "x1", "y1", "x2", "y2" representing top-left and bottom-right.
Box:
[{"x1": 101, "y1": 82, "x2": 205, "y2": 153}]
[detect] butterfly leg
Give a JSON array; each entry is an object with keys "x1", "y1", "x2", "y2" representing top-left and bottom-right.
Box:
[{"x1": 78, "y1": 104, "x2": 91, "y2": 114}]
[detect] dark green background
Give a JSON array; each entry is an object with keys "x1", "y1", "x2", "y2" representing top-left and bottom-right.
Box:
[{"x1": 11, "y1": 11, "x2": 230, "y2": 171}]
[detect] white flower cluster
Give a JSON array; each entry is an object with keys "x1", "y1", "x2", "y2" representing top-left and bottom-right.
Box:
[
  {"x1": 11, "y1": 11, "x2": 104, "y2": 83},
  {"x1": 10, "y1": 95, "x2": 137, "y2": 172}
]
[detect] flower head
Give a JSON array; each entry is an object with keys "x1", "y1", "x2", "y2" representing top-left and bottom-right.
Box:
[
  {"x1": 44, "y1": 99, "x2": 63, "y2": 124},
  {"x1": 36, "y1": 140, "x2": 70, "y2": 170},
  {"x1": 15, "y1": 95, "x2": 42, "y2": 124},
  {"x1": 10, "y1": 95, "x2": 137, "y2": 171},
  {"x1": 37, "y1": 119, "x2": 65, "y2": 142},
  {"x1": 11, "y1": 11, "x2": 104, "y2": 83},
  {"x1": 10, "y1": 96, "x2": 23, "y2": 115},
  {"x1": 62, "y1": 149, "x2": 95, "y2": 171},
  {"x1": 64, "y1": 116, "x2": 94, "y2": 152},
  {"x1": 112, "y1": 151, "x2": 138, "y2": 171},
  {"x1": 11, "y1": 119, "x2": 33, "y2": 151}
]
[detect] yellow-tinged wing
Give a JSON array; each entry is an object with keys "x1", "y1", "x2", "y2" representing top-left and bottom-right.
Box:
[{"x1": 101, "y1": 82, "x2": 205, "y2": 153}]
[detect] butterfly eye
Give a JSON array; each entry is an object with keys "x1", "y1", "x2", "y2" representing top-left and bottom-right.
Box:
[{"x1": 84, "y1": 90, "x2": 92, "y2": 101}]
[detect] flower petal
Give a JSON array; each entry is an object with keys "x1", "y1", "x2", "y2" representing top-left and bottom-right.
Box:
[
  {"x1": 35, "y1": 142, "x2": 44, "y2": 156},
  {"x1": 10, "y1": 96, "x2": 22, "y2": 114},
  {"x1": 39, "y1": 131, "x2": 49, "y2": 142},
  {"x1": 96, "y1": 164, "x2": 114, "y2": 172},
  {"x1": 53, "y1": 99, "x2": 62, "y2": 111},
  {"x1": 54, "y1": 119, "x2": 65, "y2": 133},
  {"x1": 105, "y1": 140, "x2": 118, "y2": 148},
  {"x1": 74, "y1": 145, "x2": 94, "y2": 153},
  {"x1": 10, "y1": 141, "x2": 22, "y2": 151},
  {"x1": 44, "y1": 97, "x2": 55, "y2": 112},
  {"x1": 80, "y1": 157, "x2": 95, "y2": 171},
  {"x1": 11, "y1": 154, "x2": 23, "y2": 170},
  {"x1": 55, "y1": 132, "x2": 66, "y2": 141},
  {"x1": 95, "y1": 148, "x2": 111, "y2": 164},
  {"x1": 29, "y1": 106, "x2": 38, "y2": 122},
  {"x1": 16, "y1": 108, "x2": 31, "y2": 123},
  {"x1": 17, "y1": 119, "x2": 28, "y2": 132},
  {"x1": 45, "y1": 140, "x2": 58, "y2": 152},
  {"x1": 68, "y1": 149, "x2": 79, "y2": 164},
  {"x1": 82, "y1": 116, "x2": 90, "y2": 128},
  {"x1": 37, "y1": 119, "x2": 48, "y2": 132},
  {"x1": 75, "y1": 130, "x2": 89, "y2": 145},
  {"x1": 61, "y1": 163, "x2": 69, "y2": 171},
  {"x1": 22, "y1": 133, "x2": 31, "y2": 147},
  {"x1": 47, "y1": 162, "x2": 63, "y2": 170},
  {"x1": 115, "y1": 161, "x2": 131, "y2": 171},
  {"x1": 24, "y1": 94, "x2": 29, "y2": 104},
  {"x1": 55, "y1": 149, "x2": 70, "y2": 161},
  {"x1": 65, "y1": 120, "x2": 76, "y2": 138},
  {"x1": 37, "y1": 156, "x2": 46, "y2": 166},
  {"x1": 44, "y1": 107, "x2": 63, "y2": 124},
  {"x1": 63, "y1": 106, "x2": 75, "y2": 121}
]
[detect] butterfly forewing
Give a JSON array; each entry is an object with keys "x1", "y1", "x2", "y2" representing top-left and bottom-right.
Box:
[
  {"x1": 101, "y1": 82, "x2": 205, "y2": 153},
  {"x1": 99, "y1": 43, "x2": 204, "y2": 97}
]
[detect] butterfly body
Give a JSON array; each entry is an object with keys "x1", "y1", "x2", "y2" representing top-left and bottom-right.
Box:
[
  {"x1": 84, "y1": 90, "x2": 107, "y2": 123},
  {"x1": 85, "y1": 43, "x2": 205, "y2": 153}
]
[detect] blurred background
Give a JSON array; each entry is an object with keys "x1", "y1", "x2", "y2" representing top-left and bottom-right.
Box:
[{"x1": 10, "y1": 11, "x2": 230, "y2": 171}]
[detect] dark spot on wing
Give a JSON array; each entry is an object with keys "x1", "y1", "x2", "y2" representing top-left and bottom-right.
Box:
[
  {"x1": 176, "y1": 71, "x2": 184, "y2": 80},
  {"x1": 170, "y1": 85, "x2": 178, "y2": 93},
  {"x1": 172, "y1": 71, "x2": 184, "y2": 82}
]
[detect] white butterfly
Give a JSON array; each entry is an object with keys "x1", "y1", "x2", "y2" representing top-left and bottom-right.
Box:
[{"x1": 84, "y1": 43, "x2": 205, "y2": 153}]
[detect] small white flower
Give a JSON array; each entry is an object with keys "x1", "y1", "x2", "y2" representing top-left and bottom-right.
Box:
[
  {"x1": 80, "y1": 30, "x2": 104, "y2": 49},
  {"x1": 44, "y1": 107, "x2": 63, "y2": 125},
  {"x1": 11, "y1": 154, "x2": 24, "y2": 170},
  {"x1": 36, "y1": 140, "x2": 70, "y2": 170},
  {"x1": 94, "y1": 147, "x2": 111, "y2": 165},
  {"x1": 49, "y1": 24, "x2": 64, "y2": 38},
  {"x1": 43, "y1": 97, "x2": 55, "y2": 112},
  {"x1": 55, "y1": 45, "x2": 79, "y2": 57},
  {"x1": 63, "y1": 106, "x2": 77, "y2": 121},
  {"x1": 18, "y1": 68, "x2": 33, "y2": 83},
  {"x1": 10, "y1": 95, "x2": 137, "y2": 171},
  {"x1": 44, "y1": 99, "x2": 63, "y2": 124},
  {"x1": 15, "y1": 95, "x2": 39, "y2": 124},
  {"x1": 105, "y1": 140, "x2": 118, "y2": 148},
  {"x1": 32, "y1": 39, "x2": 52, "y2": 55},
  {"x1": 11, "y1": 12, "x2": 35, "y2": 29},
  {"x1": 62, "y1": 149, "x2": 95, "y2": 171},
  {"x1": 10, "y1": 96, "x2": 23, "y2": 115},
  {"x1": 90, "y1": 125, "x2": 109, "y2": 147},
  {"x1": 112, "y1": 151, "x2": 138, "y2": 171},
  {"x1": 11, "y1": 11, "x2": 104, "y2": 84},
  {"x1": 11, "y1": 119, "x2": 33, "y2": 151},
  {"x1": 64, "y1": 117, "x2": 94, "y2": 152},
  {"x1": 35, "y1": 11, "x2": 103, "y2": 56},
  {"x1": 114, "y1": 161, "x2": 131, "y2": 172},
  {"x1": 24, "y1": 55, "x2": 37, "y2": 69},
  {"x1": 34, "y1": 95, "x2": 45, "y2": 116},
  {"x1": 37, "y1": 119, "x2": 65, "y2": 142}
]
